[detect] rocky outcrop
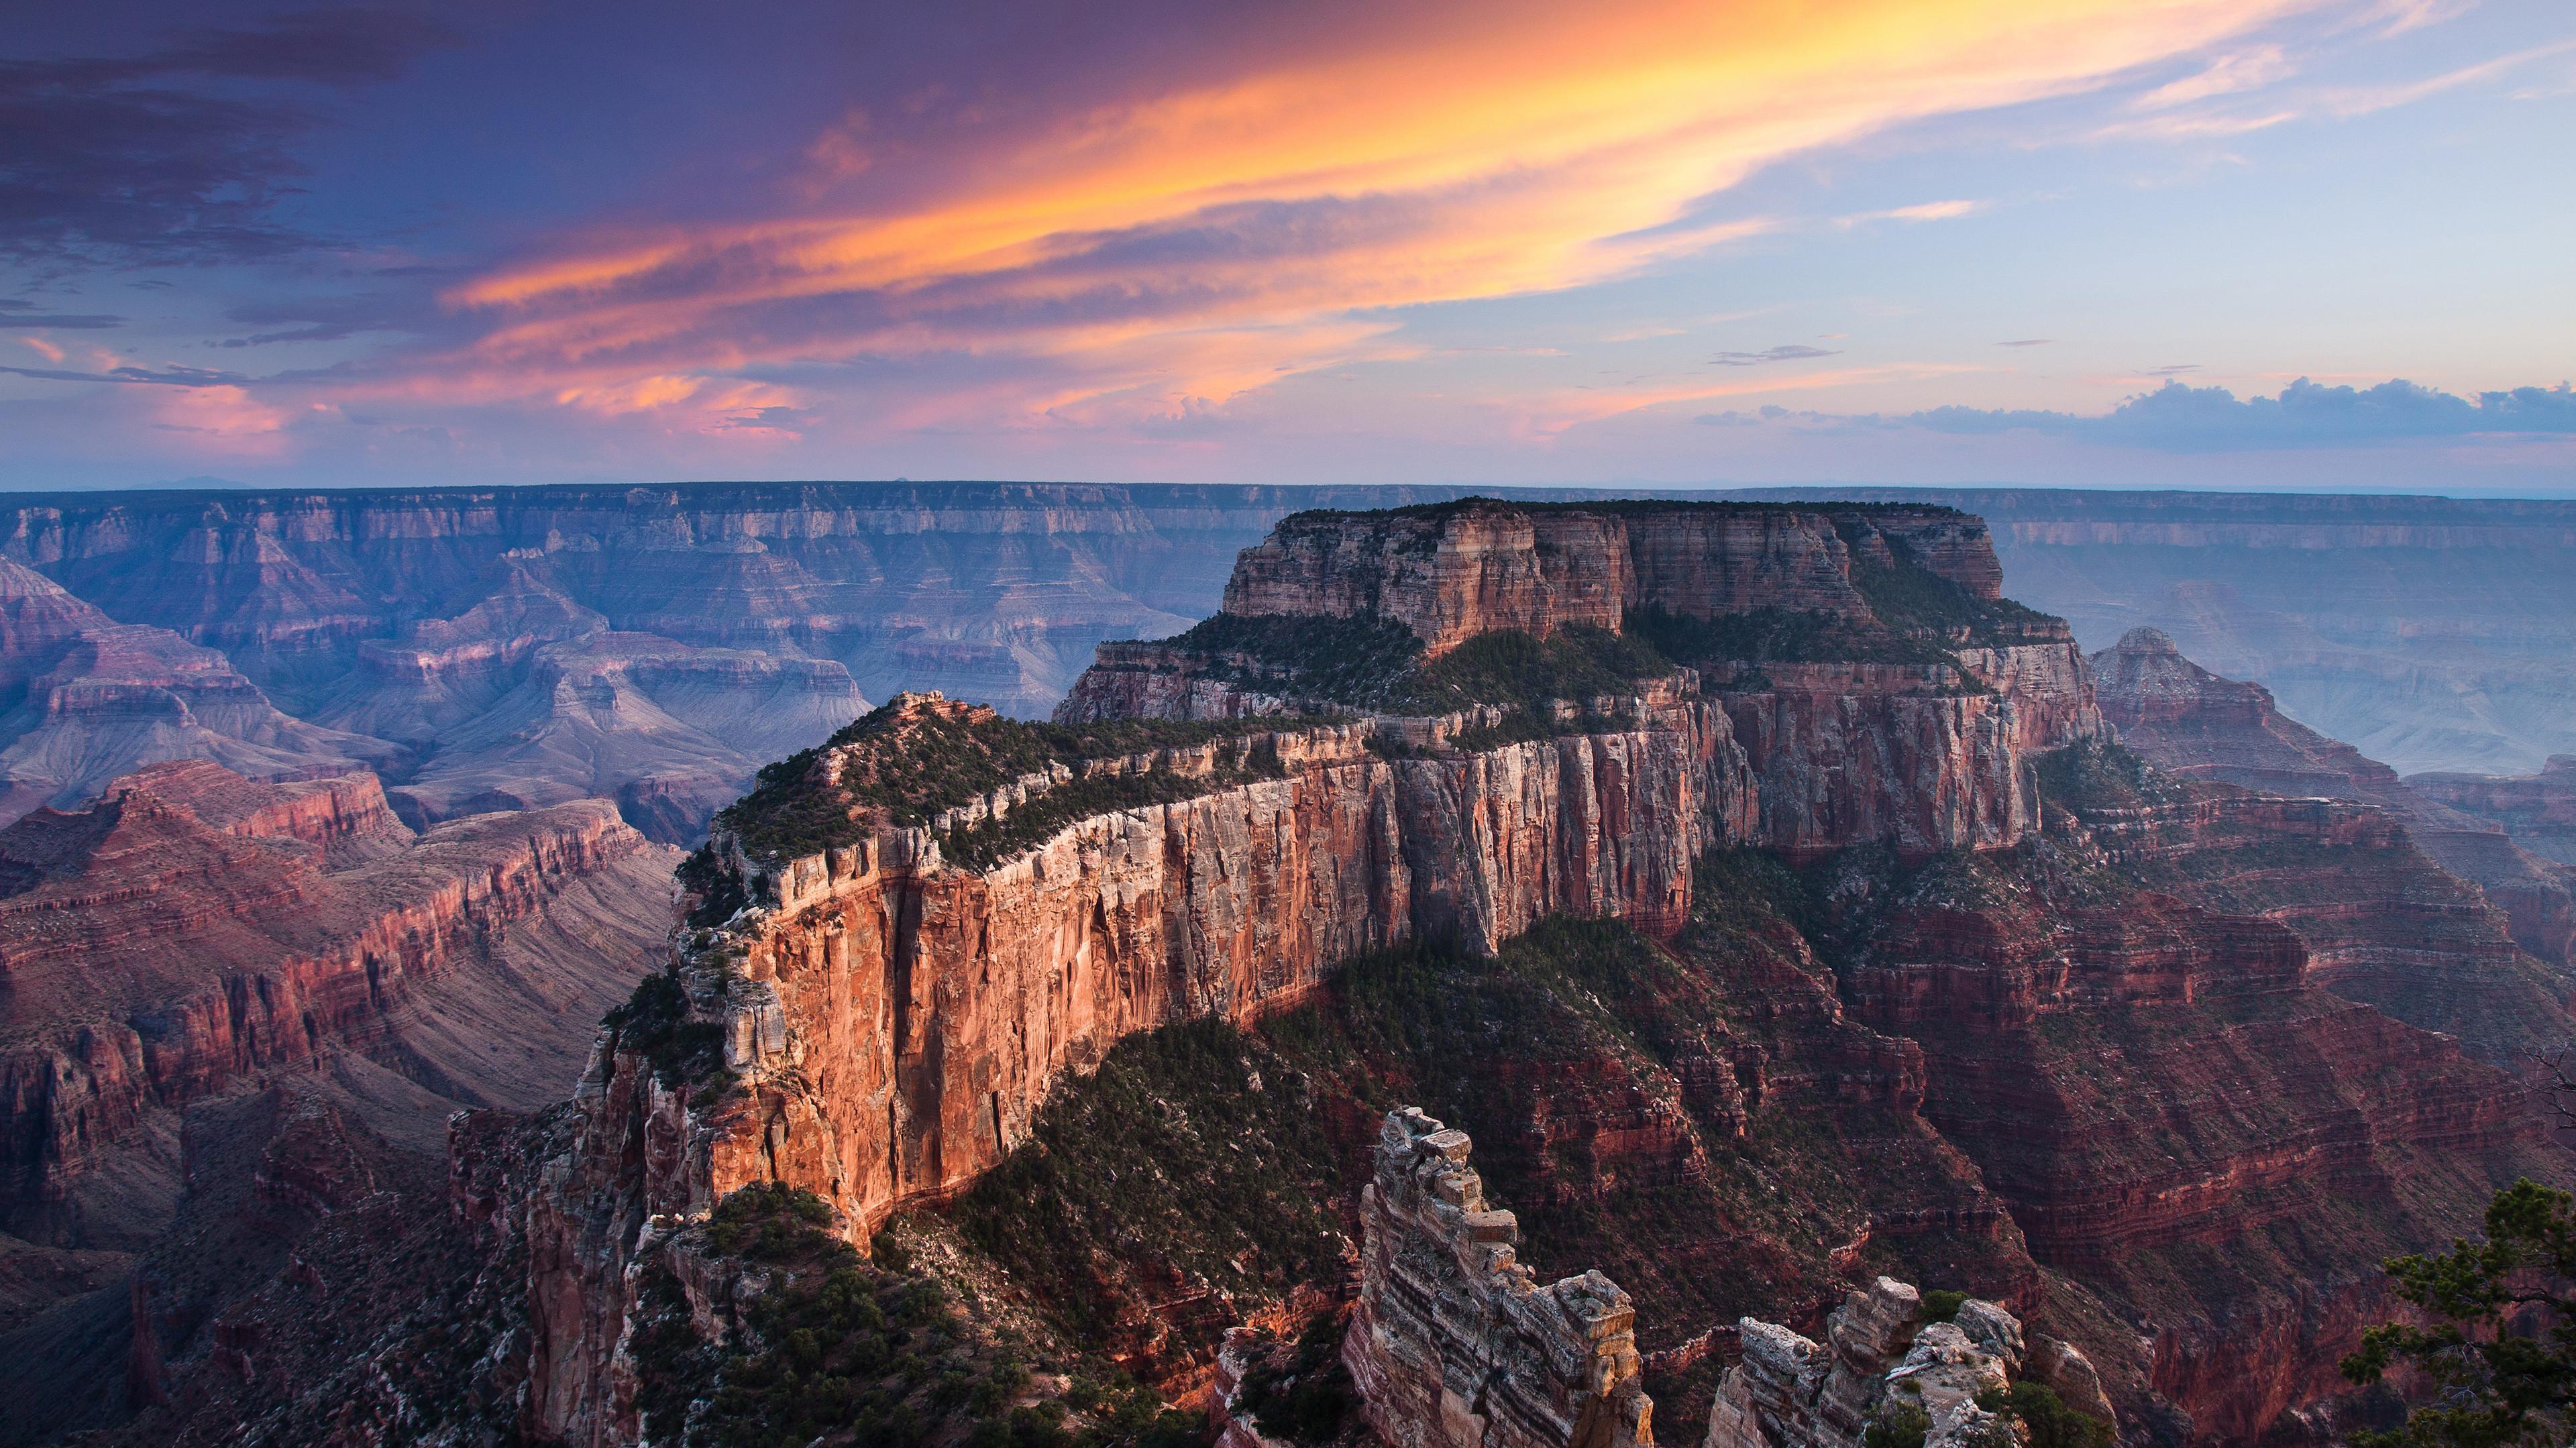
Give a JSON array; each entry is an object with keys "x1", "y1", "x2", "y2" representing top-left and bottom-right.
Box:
[
  {"x1": 1778, "y1": 486, "x2": 2576, "y2": 775},
  {"x1": 519, "y1": 690, "x2": 1754, "y2": 1443},
  {"x1": 1704, "y1": 1279, "x2": 2038, "y2": 1448},
  {"x1": 1840, "y1": 831, "x2": 2560, "y2": 1442},
  {"x1": 0, "y1": 761, "x2": 678, "y2": 1241},
  {"x1": 1343, "y1": 1107, "x2": 1652, "y2": 1448},
  {"x1": 1715, "y1": 662, "x2": 2043, "y2": 862},
  {"x1": 2411, "y1": 756, "x2": 2576, "y2": 866},
  {"x1": 1224, "y1": 505, "x2": 1640, "y2": 653}
]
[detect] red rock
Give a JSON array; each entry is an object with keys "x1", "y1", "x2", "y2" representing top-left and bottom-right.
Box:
[{"x1": 0, "y1": 761, "x2": 677, "y2": 1241}]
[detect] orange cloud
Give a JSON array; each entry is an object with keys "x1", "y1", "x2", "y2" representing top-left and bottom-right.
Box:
[
  {"x1": 152, "y1": 385, "x2": 292, "y2": 456},
  {"x1": 439, "y1": 0, "x2": 2324, "y2": 418}
]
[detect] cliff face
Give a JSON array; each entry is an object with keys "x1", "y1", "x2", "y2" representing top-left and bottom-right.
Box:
[
  {"x1": 2091, "y1": 626, "x2": 2576, "y2": 1003},
  {"x1": 0, "y1": 559, "x2": 401, "y2": 827},
  {"x1": 1224, "y1": 506, "x2": 1639, "y2": 654},
  {"x1": 521, "y1": 697, "x2": 1756, "y2": 1442},
  {"x1": 2410, "y1": 757, "x2": 2576, "y2": 865},
  {"x1": 1215, "y1": 500, "x2": 2023, "y2": 654},
  {"x1": 0, "y1": 761, "x2": 678, "y2": 1243},
  {"x1": 1827, "y1": 783, "x2": 2564, "y2": 1443},
  {"x1": 486, "y1": 498, "x2": 2569, "y2": 1448},
  {"x1": 512, "y1": 501, "x2": 2109, "y2": 1442}
]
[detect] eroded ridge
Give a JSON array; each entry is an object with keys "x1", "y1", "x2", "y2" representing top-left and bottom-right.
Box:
[{"x1": 1344, "y1": 1106, "x2": 1654, "y2": 1448}]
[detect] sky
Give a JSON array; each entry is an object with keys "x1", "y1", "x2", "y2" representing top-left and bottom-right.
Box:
[{"x1": 2, "y1": 0, "x2": 2571, "y2": 494}]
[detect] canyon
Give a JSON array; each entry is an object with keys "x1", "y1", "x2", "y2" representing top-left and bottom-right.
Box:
[
  {"x1": 2, "y1": 483, "x2": 2569, "y2": 848},
  {"x1": 474, "y1": 497, "x2": 2558, "y2": 1448},
  {"x1": 0, "y1": 759, "x2": 679, "y2": 1445},
  {"x1": 2, "y1": 488, "x2": 2568, "y2": 1448}
]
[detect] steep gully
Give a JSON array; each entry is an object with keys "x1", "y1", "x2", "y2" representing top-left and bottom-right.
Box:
[{"x1": 504, "y1": 500, "x2": 2568, "y2": 1447}]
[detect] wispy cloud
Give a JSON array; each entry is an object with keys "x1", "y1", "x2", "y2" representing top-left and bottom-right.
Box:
[
  {"x1": 2097, "y1": 35, "x2": 2576, "y2": 141},
  {"x1": 1997, "y1": 338, "x2": 2055, "y2": 347},
  {"x1": 1712, "y1": 345, "x2": 1842, "y2": 367},
  {"x1": 2135, "y1": 45, "x2": 2295, "y2": 109},
  {"x1": 0, "y1": 300, "x2": 123, "y2": 329},
  {"x1": 425, "y1": 0, "x2": 2312, "y2": 421},
  {"x1": 1833, "y1": 199, "x2": 1988, "y2": 227}
]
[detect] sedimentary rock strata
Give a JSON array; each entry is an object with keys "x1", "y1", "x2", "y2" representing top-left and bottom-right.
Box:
[
  {"x1": 1344, "y1": 1107, "x2": 1653, "y2": 1448},
  {"x1": 0, "y1": 761, "x2": 678, "y2": 1240},
  {"x1": 0, "y1": 559, "x2": 400, "y2": 827},
  {"x1": 2088, "y1": 627, "x2": 2576, "y2": 1047}
]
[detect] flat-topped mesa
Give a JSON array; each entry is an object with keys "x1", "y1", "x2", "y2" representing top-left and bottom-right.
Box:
[
  {"x1": 1061, "y1": 500, "x2": 2100, "y2": 862},
  {"x1": 1344, "y1": 1107, "x2": 1654, "y2": 1448},
  {"x1": 1214, "y1": 499, "x2": 2020, "y2": 658}
]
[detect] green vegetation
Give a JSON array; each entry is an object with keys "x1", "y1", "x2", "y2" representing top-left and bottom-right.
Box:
[
  {"x1": 1173, "y1": 612, "x2": 1674, "y2": 722},
  {"x1": 1404, "y1": 624, "x2": 1671, "y2": 711},
  {"x1": 1919, "y1": 1288, "x2": 1968, "y2": 1323},
  {"x1": 2036, "y1": 740, "x2": 2182, "y2": 816},
  {"x1": 714, "y1": 695, "x2": 1320, "y2": 865},
  {"x1": 602, "y1": 970, "x2": 732, "y2": 1093},
  {"x1": 716, "y1": 746, "x2": 863, "y2": 864},
  {"x1": 1865, "y1": 1401, "x2": 1933, "y2": 1448},
  {"x1": 678, "y1": 841, "x2": 749, "y2": 927},
  {"x1": 628, "y1": 1184, "x2": 1199, "y2": 1448},
  {"x1": 2342, "y1": 1178, "x2": 2576, "y2": 1448},
  {"x1": 939, "y1": 742, "x2": 1286, "y2": 871},
  {"x1": 1832, "y1": 518, "x2": 2056, "y2": 648},
  {"x1": 950, "y1": 1016, "x2": 1350, "y2": 1345},
  {"x1": 1974, "y1": 1383, "x2": 2116, "y2": 1448},
  {"x1": 1161, "y1": 612, "x2": 1428, "y2": 706},
  {"x1": 1627, "y1": 605, "x2": 1954, "y2": 671}
]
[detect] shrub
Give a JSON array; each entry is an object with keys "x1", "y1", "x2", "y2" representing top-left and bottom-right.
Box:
[
  {"x1": 1866, "y1": 1401, "x2": 1932, "y2": 1448},
  {"x1": 1976, "y1": 1382, "x2": 2115, "y2": 1448}
]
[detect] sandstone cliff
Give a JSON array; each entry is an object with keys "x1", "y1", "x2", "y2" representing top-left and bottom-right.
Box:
[{"x1": 0, "y1": 761, "x2": 679, "y2": 1245}]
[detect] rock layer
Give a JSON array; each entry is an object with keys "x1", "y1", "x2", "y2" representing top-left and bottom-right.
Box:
[
  {"x1": 1344, "y1": 1107, "x2": 1653, "y2": 1448},
  {"x1": 0, "y1": 761, "x2": 678, "y2": 1241}
]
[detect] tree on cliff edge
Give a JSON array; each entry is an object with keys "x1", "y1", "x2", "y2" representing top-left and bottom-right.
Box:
[{"x1": 2342, "y1": 1180, "x2": 2576, "y2": 1447}]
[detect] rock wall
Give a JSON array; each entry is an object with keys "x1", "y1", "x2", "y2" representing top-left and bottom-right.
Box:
[
  {"x1": 1224, "y1": 505, "x2": 1635, "y2": 654},
  {"x1": 1713, "y1": 642, "x2": 2102, "y2": 862},
  {"x1": 523, "y1": 710, "x2": 1750, "y2": 1444},
  {"x1": 0, "y1": 763, "x2": 669, "y2": 1237},
  {"x1": 2411, "y1": 756, "x2": 2576, "y2": 866},
  {"x1": 1839, "y1": 844, "x2": 2556, "y2": 1443},
  {"x1": 1342, "y1": 1107, "x2": 1653, "y2": 1448},
  {"x1": 1217, "y1": 500, "x2": 2020, "y2": 654}
]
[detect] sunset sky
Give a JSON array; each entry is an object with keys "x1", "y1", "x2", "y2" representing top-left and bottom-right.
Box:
[{"x1": 4, "y1": 0, "x2": 2571, "y2": 492}]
